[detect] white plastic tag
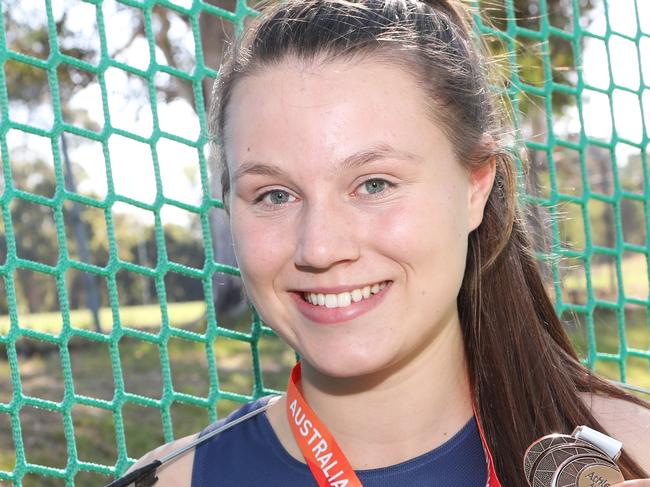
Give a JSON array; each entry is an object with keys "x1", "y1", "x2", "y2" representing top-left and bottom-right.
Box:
[{"x1": 572, "y1": 425, "x2": 623, "y2": 460}]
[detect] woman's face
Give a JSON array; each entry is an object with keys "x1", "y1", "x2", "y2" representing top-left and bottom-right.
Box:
[{"x1": 225, "y1": 58, "x2": 494, "y2": 378}]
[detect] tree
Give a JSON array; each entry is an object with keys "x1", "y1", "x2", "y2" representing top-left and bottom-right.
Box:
[
  {"x1": 480, "y1": 0, "x2": 597, "y2": 115},
  {"x1": 2, "y1": 0, "x2": 601, "y2": 317},
  {"x1": 478, "y1": 0, "x2": 599, "y2": 277},
  {"x1": 0, "y1": 154, "x2": 209, "y2": 316},
  {"x1": 5, "y1": 158, "x2": 60, "y2": 315}
]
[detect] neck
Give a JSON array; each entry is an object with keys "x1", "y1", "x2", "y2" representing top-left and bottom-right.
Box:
[{"x1": 267, "y1": 315, "x2": 474, "y2": 469}]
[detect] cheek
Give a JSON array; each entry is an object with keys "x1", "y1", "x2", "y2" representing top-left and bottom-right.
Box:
[
  {"x1": 373, "y1": 189, "x2": 469, "y2": 300},
  {"x1": 375, "y1": 189, "x2": 468, "y2": 253},
  {"x1": 230, "y1": 214, "x2": 292, "y2": 288}
]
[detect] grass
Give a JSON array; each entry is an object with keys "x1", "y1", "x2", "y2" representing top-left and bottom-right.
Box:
[
  {"x1": 548, "y1": 254, "x2": 650, "y2": 389},
  {"x1": 0, "y1": 301, "x2": 207, "y2": 336},
  {"x1": 0, "y1": 272, "x2": 649, "y2": 485},
  {"x1": 556, "y1": 254, "x2": 650, "y2": 389},
  {"x1": 561, "y1": 252, "x2": 649, "y2": 302},
  {"x1": 0, "y1": 311, "x2": 296, "y2": 487},
  {"x1": 567, "y1": 306, "x2": 650, "y2": 390}
]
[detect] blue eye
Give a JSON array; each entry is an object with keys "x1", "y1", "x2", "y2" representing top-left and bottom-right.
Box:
[
  {"x1": 360, "y1": 178, "x2": 390, "y2": 195},
  {"x1": 257, "y1": 189, "x2": 295, "y2": 206}
]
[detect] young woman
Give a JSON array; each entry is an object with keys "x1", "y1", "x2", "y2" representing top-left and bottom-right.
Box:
[{"x1": 120, "y1": 0, "x2": 650, "y2": 485}]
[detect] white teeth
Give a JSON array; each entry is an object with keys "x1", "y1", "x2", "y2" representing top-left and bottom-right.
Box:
[
  {"x1": 337, "y1": 292, "x2": 351, "y2": 307},
  {"x1": 325, "y1": 294, "x2": 338, "y2": 308},
  {"x1": 304, "y1": 281, "x2": 389, "y2": 309},
  {"x1": 351, "y1": 289, "x2": 363, "y2": 302}
]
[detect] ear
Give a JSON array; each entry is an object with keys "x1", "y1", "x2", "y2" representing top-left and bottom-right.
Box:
[{"x1": 467, "y1": 155, "x2": 496, "y2": 233}]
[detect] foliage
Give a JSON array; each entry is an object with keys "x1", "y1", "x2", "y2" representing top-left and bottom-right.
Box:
[
  {"x1": 1, "y1": 0, "x2": 609, "y2": 318},
  {"x1": 479, "y1": 0, "x2": 597, "y2": 116},
  {"x1": 1, "y1": 158, "x2": 207, "y2": 315}
]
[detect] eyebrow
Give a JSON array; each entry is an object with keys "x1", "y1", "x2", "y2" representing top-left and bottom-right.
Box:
[{"x1": 232, "y1": 144, "x2": 420, "y2": 182}]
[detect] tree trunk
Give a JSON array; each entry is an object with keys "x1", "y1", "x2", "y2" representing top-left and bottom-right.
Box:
[
  {"x1": 200, "y1": 1, "x2": 246, "y2": 318},
  {"x1": 61, "y1": 133, "x2": 102, "y2": 333}
]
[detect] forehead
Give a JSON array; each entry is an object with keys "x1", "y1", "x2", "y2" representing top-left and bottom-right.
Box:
[{"x1": 224, "y1": 57, "x2": 452, "y2": 173}]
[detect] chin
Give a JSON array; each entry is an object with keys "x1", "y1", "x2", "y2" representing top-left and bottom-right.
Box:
[{"x1": 302, "y1": 346, "x2": 396, "y2": 380}]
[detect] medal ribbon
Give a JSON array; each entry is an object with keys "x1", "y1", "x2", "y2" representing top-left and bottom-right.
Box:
[
  {"x1": 286, "y1": 362, "x2": 363, "y2": 487},
  {"x1": 286, "y1": 362, "x2": 502, "y2": 487},
  {"x1": 472, "y1": 401, "x2": 502, "y2": 487}
]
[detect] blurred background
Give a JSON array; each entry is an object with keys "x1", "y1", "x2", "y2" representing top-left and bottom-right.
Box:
[{"x1": 0, "y1": 0, "x2": 649, "y2": 485}]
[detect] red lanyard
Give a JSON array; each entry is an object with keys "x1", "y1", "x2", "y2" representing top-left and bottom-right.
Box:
[
  {"x1": 473, "y1": 399, "x2": 502, "y2": 487},
  {"x1": 286, "y1": 362, "x2": 502, "y2": 487}
]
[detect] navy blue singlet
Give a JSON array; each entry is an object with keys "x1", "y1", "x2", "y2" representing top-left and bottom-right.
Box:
[{"x1": 191, "y1": 396, "x2": 488, "y2": 486}]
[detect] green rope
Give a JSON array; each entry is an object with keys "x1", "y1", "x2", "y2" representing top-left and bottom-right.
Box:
[{"x1": 0, "y1": 0, "x2": 648, "y2": 484}]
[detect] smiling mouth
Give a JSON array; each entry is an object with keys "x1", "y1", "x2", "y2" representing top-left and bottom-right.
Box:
[{"x1": 301, "y1": 281, "x2": 390, "y2": 309}]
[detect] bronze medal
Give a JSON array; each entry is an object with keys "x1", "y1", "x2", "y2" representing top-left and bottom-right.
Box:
[
  {"x1": 551, "y1": 455, "x2": 624, "y2": 487},
  {"x1": 576, "y1": 464, "x2": 625, "y2": 487},
  {"x1": 532, "y1": 447, "x2": 613, "y2": 487},
  {"x1": 524, "y1": 434, "x2": 608, "y2": 482},
  {"x1": 523, "y1": 429, "x2": 624, "y2": 487}
]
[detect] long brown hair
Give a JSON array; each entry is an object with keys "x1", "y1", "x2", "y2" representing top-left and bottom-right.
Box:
[{"x1": 208, "y1": 0, "x2": 649, "y2": 483}]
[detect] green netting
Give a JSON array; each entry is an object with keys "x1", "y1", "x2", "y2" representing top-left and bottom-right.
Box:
[
  {"x1": 0, "y1": 0, "x2": 648, "y2": 485},
  {"x1": 474, "y1": 2, "x2": 650, "y2": 369}
]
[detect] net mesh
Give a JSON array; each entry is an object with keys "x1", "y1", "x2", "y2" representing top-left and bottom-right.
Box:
[{"x1": 0, "y1": 0, "x2": 648, "y2": 484}]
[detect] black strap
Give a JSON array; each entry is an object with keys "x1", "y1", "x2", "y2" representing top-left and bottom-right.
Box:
[
  {"x1": 104, "y1": 397, "x2": 278, "y2": 487},
  {"x1": 105, "y1": 459, "x2": 162, "y2": 487}
]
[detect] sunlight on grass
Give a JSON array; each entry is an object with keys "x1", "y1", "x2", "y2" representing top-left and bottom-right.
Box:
[
  {"x1": 567, "y1": 306, "x2": 650, "y2": 392},
  {"x1": 0, "y1": 293, "x2": 648, "y2": 486},
  {"x1": 0, "y1": 325, "x2": 296, "y2": 485},
  {"x1": 0, "y1": 301, "x2": 206, "y2": 335},
  {"x1": 562, "y1": 253, "x2": 649, "y2": 302}
]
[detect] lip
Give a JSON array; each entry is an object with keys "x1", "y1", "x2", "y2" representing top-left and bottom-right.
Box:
[
  {"x1": 290, "y1": 281, "x2": 392, "y2": 325},
  {"x1": 295, "y1": 281, "x2": 388, "y2": 294}
]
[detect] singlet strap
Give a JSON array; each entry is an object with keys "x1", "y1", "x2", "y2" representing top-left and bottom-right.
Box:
[
  {"x1": 166, "y1": 397, "x2": 278, "y2": 461},
  {"x1": 105, "y1": 397, "x2": 279, "y2": 487}
]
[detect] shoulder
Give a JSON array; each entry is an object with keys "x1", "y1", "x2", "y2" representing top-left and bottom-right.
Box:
[
  {"x1": 124, "y1": 432, "x2": 199, "y2": 487},
  {"x1": 122, "y1": 395, "x2": 280, "y2": 486},
  {"x1": 580, "y1": 392, "x2": 650, "y2": 471}
]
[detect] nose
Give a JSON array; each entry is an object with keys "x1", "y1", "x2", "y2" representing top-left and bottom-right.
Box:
[{"x1": 294, "y1": 198, "x2": 361, "y2": 271}]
